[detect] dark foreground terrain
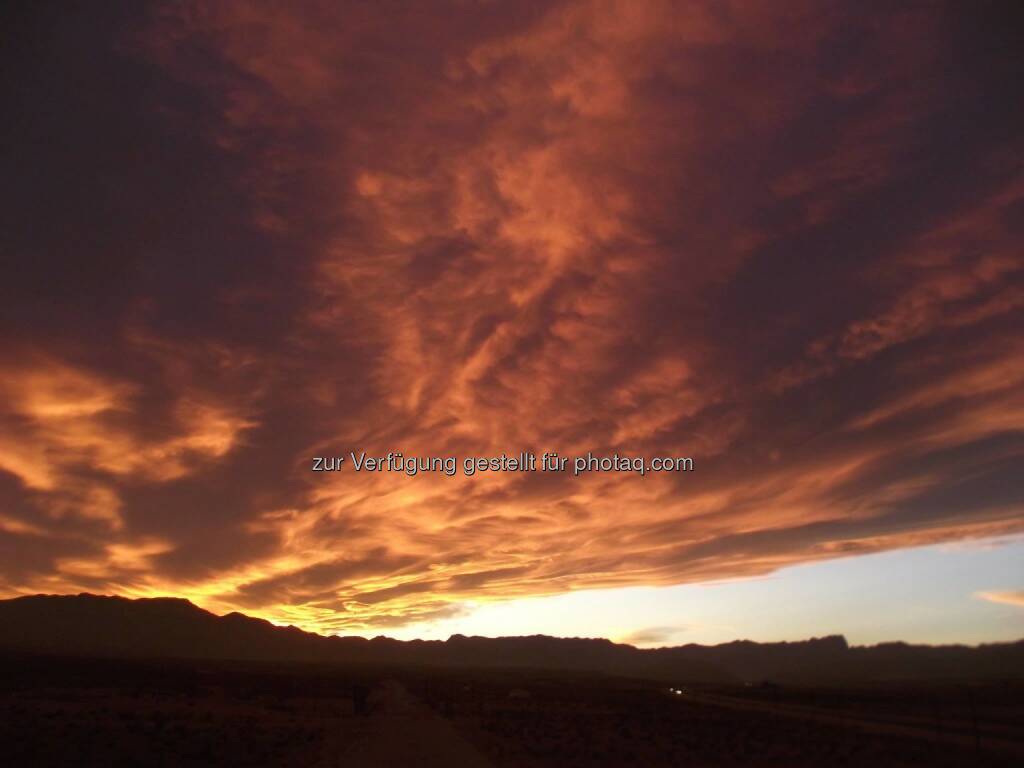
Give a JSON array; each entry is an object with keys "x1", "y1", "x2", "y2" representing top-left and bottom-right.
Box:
[{"x1": 3, "y1": 652, "x2": 1022, "y2": 767}]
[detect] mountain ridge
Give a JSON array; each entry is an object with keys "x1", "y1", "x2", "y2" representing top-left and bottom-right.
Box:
[{"x1": 2, "y1": 593, "x2": 1021, "y2": 684}]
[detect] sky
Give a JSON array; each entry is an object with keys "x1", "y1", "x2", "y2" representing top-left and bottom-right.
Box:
[
  {"x1": 381, "y1": 537, "x2": 1024, "y2": 647},
  {"x1": 1, "y1": 1, "x2": 1022, "y2": 645}
]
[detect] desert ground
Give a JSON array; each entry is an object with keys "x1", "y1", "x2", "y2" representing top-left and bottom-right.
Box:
[{"x1": 2, "y1": 653, "x2": 1021, "y2": 767}]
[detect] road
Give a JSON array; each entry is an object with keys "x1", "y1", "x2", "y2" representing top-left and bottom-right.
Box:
[
  {"x1": 319, "y1": 680, "x2": 494, "y2": 767},
  {"x1": 673, "y1": 688, "x2": 1024, "y2": 757}
]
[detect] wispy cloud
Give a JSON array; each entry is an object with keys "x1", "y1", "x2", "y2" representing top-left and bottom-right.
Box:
[
  {"x1": 976, "y1": 591, "x2": 1024, "y2": 608},
  {"x1": 0, "y1": 0, "x2": 1021, "y2": 635},
  {"x1": 619, "y1": 626, "x2": 690, "y2": 648}
]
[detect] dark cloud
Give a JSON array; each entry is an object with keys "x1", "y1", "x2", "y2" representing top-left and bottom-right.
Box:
[{"x1": 0, "y1": 0, "x2": 1021, "y2": 634}]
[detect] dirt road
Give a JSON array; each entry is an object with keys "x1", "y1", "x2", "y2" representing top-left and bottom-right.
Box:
[{"x1": 320, "y1": 680, "x2": 493, "y2": 767}]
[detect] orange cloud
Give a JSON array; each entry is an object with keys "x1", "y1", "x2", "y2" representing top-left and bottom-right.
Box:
[
  {"x1": 976, "y1": 591, "x2": 1024, "y2": 608},
  {"x1": 0, "y1": 0, "x2": 1021, "y2": 636}
]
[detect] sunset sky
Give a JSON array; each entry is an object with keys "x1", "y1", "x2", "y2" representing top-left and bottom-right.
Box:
[{"x1": 2, "y1": 1, "x2": 1022, "y2": 645}]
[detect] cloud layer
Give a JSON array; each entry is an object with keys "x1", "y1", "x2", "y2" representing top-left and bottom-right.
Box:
[
  {"x1": 977, "y1": 591, "x2": 1024, "y2": 609},
  {"x1": 1, "y1": 0, "x2": 1022, "y2": 634}
]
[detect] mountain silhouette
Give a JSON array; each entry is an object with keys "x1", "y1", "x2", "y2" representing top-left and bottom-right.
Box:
[{"x1": 1, "y1": 594, "x2": 1021, "y2": 684}]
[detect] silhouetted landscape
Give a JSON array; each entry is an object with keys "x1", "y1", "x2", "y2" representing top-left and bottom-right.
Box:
[
  {"x1": 4, "y1": 1, "x2": 1024, "y2": 765},
  {"x1": 1, "y1": 595, "x2": 1022, "y2": 766},
  {"x1": 3, "y1": 595, "x2": 1024, "y2": 686}
]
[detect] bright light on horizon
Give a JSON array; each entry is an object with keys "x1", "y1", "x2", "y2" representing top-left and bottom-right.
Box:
[{"x1": 369, "y1": 537, "x2": 1024, "y2": 647}]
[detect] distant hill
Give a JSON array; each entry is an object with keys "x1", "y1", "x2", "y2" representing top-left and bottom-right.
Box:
[{"x1": 1, "y1": 594, "x2": 1021, "y2": 684}]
